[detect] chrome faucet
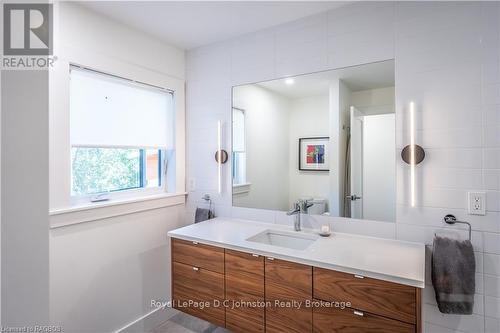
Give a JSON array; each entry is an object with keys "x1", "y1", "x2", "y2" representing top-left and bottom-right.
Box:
[{"x1": 287, "y1": 199, "x2": 313, "y2": 231}]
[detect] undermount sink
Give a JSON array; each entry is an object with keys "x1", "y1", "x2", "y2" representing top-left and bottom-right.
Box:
[{"x1": 246, "y1": 229, "x2": 319, "y2": 250}]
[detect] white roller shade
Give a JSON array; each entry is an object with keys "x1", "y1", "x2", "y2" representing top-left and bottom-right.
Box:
[{"x1": 70, "y1": 66, "x2": 174, "y2": 148}]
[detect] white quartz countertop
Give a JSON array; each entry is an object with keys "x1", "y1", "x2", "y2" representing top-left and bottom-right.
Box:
[{"x1": 168, "y1": 218, "x2": 426, "y2": 288}]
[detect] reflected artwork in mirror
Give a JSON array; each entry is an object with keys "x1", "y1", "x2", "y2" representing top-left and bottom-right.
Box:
[{"x1": 231, "y1": 60, "x2": 396, "y2": 222}]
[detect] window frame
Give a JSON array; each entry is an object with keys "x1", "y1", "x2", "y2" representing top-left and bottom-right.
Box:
[
  {"x1": 69, "y1": 145, "x2": 167, "y2": 205},
  {"x1": 68, "y1": 65, "x2": 174, "y2": 205},
  {"x1": 232, "y1": 107, "x2": 248, "y2": 186}
]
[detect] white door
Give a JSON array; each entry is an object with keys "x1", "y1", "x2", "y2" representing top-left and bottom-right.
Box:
[{"x1": 349, "y1": 106, "x2": 364, "y2": 219}]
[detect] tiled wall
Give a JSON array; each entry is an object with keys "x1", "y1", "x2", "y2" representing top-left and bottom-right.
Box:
[{"x1": 185, "y1": 2, "x2": 500, "y2": 332}]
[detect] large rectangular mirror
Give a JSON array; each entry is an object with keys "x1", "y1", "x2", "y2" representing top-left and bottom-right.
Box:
[{"x1": 231, "y1": 60, "x2": 395, "y2": 222}]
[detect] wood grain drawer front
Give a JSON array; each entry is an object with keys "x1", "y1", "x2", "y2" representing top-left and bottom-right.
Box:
[
  {"x1": 266, "y1": 305, "x2": 312, "y2": 333},
  {"x1": 313, "y1": 268, "x2": 416, "y2": 324},
  {"x1": 173, "y1": 284, "x2": 225, "y2": 328},
  {"x1": 265, "y1": 258, "x2": 313, "y2": 333},
  {"x1": 266, "y1": 258, "x2": 312, "y2": 301},
  {"x1": 313, "y1": 304, "x2": 415, "y2": 333},
  {"x1": 226, "y1": 306, "x2": 265, "y2": 333},
  {"x1": 172, "y1": 238, "x2": 224, "y2": 273},
  {"x1": 225, "y1": 249, "x2": 264, "y2": 300},
  {"x1": 173, "y1": 262, "x2": 224, "y2": 300},
  {"x1": 225, "y1": 249, "x2": 265, "y2": 333}
]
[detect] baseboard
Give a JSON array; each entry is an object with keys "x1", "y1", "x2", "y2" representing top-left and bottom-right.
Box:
[{"x1": 115, "y1": 307, "x2": 178, "y2": 333}]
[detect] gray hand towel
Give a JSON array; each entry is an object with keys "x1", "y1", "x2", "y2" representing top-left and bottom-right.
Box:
[
  {"x1": 194, "y1": 208, "x2": 212, "y2": 223},
  {"x1": 431, "y1": 236, "x2": 475, "y2": 314}
]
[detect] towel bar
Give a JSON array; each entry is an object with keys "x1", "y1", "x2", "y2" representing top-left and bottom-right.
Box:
[
  {"x1": 202, "y1": 194, "x2": 214, "y2": 217},
  {"x1": 443, "y1": 214, "x2": 471, "y2": 241}
]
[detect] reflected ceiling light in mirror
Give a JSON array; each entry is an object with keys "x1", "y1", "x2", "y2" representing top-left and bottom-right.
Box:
[{"x1": 285, "y1": 78, "x2": 295, "y2": 85}]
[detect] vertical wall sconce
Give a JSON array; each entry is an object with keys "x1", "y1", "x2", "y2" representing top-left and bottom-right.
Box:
[
  {"x1": 214, "y1": 120, "x2": 228, "y2": 194},
  {"x1": 401, "y1": 101, "x2": 425, "y2": 207}
]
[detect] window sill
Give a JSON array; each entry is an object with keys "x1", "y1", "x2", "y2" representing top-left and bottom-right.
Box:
[
  {"x1": 233, "y1": 182, "x2": 251, "y2": 194},
  {"x1": 49, "y1": 192, "x2": 187, "y2": 229}
]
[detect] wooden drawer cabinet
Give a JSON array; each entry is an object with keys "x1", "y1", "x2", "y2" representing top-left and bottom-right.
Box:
[
  {"x1": 172, "y1": 238, "x2": 224, "y2": 273},
  {"x1": 170, "y1": 237, "x2": 421, "y2": 333},
  {"x1": 313, "y1": 303, "x2": 415, "y2": 333},
  {"x1": 266, "y1": 305, "x2": 313, "y2": 333},
  {"x1": 172, "y1": 284, "x2": 225, "y2": 327},
  {"x1": 225, "y1": 249, "x2": 264, "y2": 301},
  {"x1": 171, "y1": 239, "x2": 225, "y2": 327},
  {"x1": 172, "y1": 262, "x2": 224, "y2": 300},
  {"x1": 265, "y1": 257, "x2": 312, "y2": 333},
  {"x1": 266, "y1": 257, "x2": 312, "y2": 300},
  {"x1": 314, "y1": 267, "x2": 417, "y2": 324},
  {"x1": 225, "y1": 249, "x2": 265, "y2": 333}
]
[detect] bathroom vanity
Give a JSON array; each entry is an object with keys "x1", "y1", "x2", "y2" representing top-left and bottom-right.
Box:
[{"x1": 168, "y1": 218, "x2": 425, "y2": 333}]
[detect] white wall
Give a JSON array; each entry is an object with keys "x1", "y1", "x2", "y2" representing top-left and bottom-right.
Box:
[
  {"x1": 351, "y1": 86, "x2": 395, "y2": 115},
  {"x1": 49, "y1": 3, "x2": 186, "y2": 332},
  {"x1": 363, "y1": 114, "x2": 396, "y2": 222},
  {"x1": 1, "y1": 71, "x2": 50, "y2": 326},
  {"x1": 232, "y1": 85, "x2": 290, "y2": 211},
  {"x1": 50, "y1": 205, "x2": 186, "y2": 333},
  {"x1": 186, "y1": 2, "x2": 500, "y2": 332},
  {"x1": 288, "y1": 95, "x2": 330, "y2": 208}
]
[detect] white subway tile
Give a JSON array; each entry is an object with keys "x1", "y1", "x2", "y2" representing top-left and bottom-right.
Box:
[
  {"x1": 484, "y1": 233, "x2": 500, "y2": 254},
  {"x1": 485, "y1": 316, "x2": 500, "y2": 333},
  {"x1": 185, "y1": 2, "x2": 500, "y2": 329},
  {"x1": 397, "y1": 223, "x2": 482, "y2": 251},
  {"x1": 396, "y1": 205, "x2": 497, "y2": 233},
  {"x1": 230, "y1": 207, "x2": 275, "y2": 224},
  {"x1": 485, "y1": 296, "x2": 500, "y2": 319},
  {"x1": 484, "y1": 254, "x2": 500, "y2": 276},
  {"x1": 275, "y1": 12, "x2": 327, "y2": 46},
  {"x1": 424, "y1": 322, "x2": 466, "y2": 333},
  {"x1": 230, "y1": 31, "x2": 275, "y2": 71},
  {"x1": 485, "y1": 274, "x2": 500, "y2": 298},
  {"x1": 424, "y1": 303, "x2": 484, "y2": 333},
  {"x1": 327, "y1": 3, "x2": 394, "y2": 37},
  {"x1": 483, "y1": 104, "x2": 500, "y2": 127},
  {"x1": 486, "y1": 191, "x2": 500, "y2": 212},
  {"x1": 275, "y1": 39, "x2": 328, "y2": 78},
  {"x1": 396, "y1": 1, "x2": 481, "y2": 36},
  {"x1": 484, "y1": 170, "x2": 500, "y2": 191},
  {"x1": 423, "y1": 149, "x2": 483, "y2": 169},
  {"x1": 484, "y1": 125, "x2": 500, "y2": 148},
  {"x1": 422, "y1": 168, "x2": 483, "y2": 190},
  {"x1": 484, "y1": 148, "x2": 500, "y2": 169},
  {"x1": 419, "y1": 127, "x2": 482, "y2": 149},
  {"x1": 327, "y1": 26, "x2": 394, "y2": 70},
  {"x1": 483, "y1": 84, "x2": 500, "y2": 106}
]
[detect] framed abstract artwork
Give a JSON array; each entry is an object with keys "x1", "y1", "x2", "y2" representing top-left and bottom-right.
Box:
[{"x1": 299, "y1": 137, "x2": 330, "y2": 171}]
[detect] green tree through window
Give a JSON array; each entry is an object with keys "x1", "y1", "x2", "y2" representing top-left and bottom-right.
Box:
[{"x1": 71, "y1": 148, "x2": 141, "y2": 195}]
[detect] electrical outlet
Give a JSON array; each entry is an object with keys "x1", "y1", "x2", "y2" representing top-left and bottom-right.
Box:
[
  {"x1": 189, "y1": 178, "x2": 196, "y2": 192},
  {"x1": 468, "y1": 191, "x2": 486, "y2": 215}
]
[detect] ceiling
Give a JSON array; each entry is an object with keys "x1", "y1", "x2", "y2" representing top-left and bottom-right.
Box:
[
  {"x1": 256, "y1": 60, "x2": 395, "y2": 99},
  {"x1": 78, "y1": 1, "x2": 348, "y2": 50}
]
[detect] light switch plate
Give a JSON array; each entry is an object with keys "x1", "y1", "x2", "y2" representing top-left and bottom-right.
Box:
[{"x1": 468, "y1": 191, "x2": 486, "y2": 215}]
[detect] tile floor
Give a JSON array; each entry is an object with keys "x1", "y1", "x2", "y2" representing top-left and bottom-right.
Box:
[{"x1": 151, "y1": 312, "x2": 230, "y2": 333}]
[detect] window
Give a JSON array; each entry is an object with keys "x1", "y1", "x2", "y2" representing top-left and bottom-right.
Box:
[
  {"x1": 232, "y1": 108, "x2": 246, "y2": 185},
  {"x1": 70, "y1": 66, "x2": 174, "y2": 199},
  {"x1": 71, "y1": 147, "x2": 161, "y2": 195}
]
